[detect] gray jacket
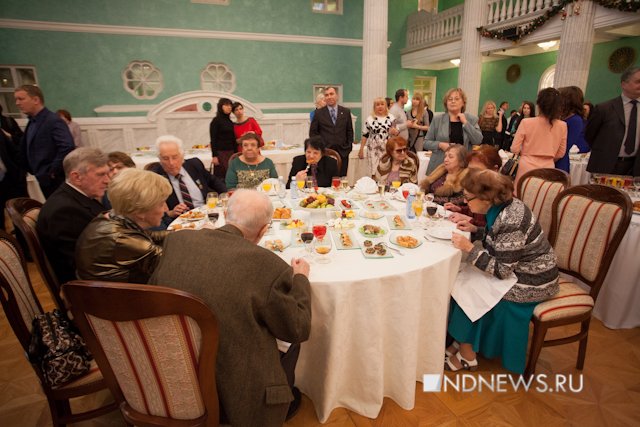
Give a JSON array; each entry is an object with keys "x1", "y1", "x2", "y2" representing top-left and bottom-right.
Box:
[{"x1": 423, "y1": 112, "x2": 483, "y2": 175}]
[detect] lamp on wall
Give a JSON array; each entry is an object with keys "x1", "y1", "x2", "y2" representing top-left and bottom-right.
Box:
[
  {"x1": 537, "y1": 41, "x2": 557, "y2": 51},
  {"x1": 450, "y1": 58, "x2": 461, "y2": 66}
]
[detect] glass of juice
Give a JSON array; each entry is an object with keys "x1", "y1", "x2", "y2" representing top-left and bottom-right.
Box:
[
  {"x1": 332, "y1": 176, "x2": 340, "y2": 191},
  {"x1": 313, "y1": 235, "x2": 333, "y2": 264},
  {"x1": 207, "y1": 192, "x2": 218, "y2": 209}
]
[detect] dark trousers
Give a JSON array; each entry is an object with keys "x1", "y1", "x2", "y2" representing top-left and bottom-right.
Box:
[
  {"x1": 38, "y1": 174, "x2": 65, "y2": 199},
  {"x1": 612, "y1": 157, "x2": 636, "y2": 176},
  {"x1": 339, "y1": 154, "x2": 349, "y2": 176},
  {"x1": 280, "y1": 343, "x2": 300, "y2": 389}
]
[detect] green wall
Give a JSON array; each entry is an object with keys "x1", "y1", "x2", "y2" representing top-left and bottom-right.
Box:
[{"x1": 438, "y1": 0, "x2": 464, "y2": 13}]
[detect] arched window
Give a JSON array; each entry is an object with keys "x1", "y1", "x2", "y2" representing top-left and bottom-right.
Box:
[
  {"x1": 122, "y1": 61, "x2": 163, "y2": 100},
  {"x1": 200, "y1": 63, "x2": 236, "y2": 93},
  {"x1": 539, "y1": 65, "x2": 556, "y2": 91}
]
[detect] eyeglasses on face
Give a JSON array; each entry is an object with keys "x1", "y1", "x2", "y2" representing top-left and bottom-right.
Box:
[
  {"x1": 463, "y1": 192, "x2": 477, "y2": 202},
  {"x1": 394, "y1": 147, "x2": 408, "y2": 153}
]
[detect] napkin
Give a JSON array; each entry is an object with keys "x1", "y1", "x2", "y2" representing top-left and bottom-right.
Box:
[
  {"x1": 354, "y1": 176, "x2": 378, "y2": 194},
  {"x1": 569, "y1": 144, "x2": 580, "y2": 154},
  {"x1": 451, "y1": 264, "x2": 517, "y2": 322}
]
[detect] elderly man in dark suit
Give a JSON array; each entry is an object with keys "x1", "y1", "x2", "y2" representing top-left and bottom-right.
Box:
[
  {"x1": 149, "y1": 135, "x2": 226, "y2": 222},
  {"x1": 586, "y1": 66, "x2": 640, "y2": 177},
  {"x1": 310, "y1": 86, "x2": 354, "y2": 176},
  {"x1": 14, "y1": 85, "x2": 75, "y2": 198},
  {"x1": 149, "y1": 189, "x2": 311, "y2": 426},
  {"x1": 36, "y1": 147, "x2": 110, "y2": 284}
]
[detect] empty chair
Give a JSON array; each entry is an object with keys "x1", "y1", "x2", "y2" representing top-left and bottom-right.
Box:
[
  {"x1": 525, "y1": 184, "x2": 632, "y2": 378},
  {"x1": 0, "y1": 230, "x2": 117, "y2": 426},
  {"x1": 63, "y1": 280, "x2": 220, "y2": 427},
  {"x1": 516, "y1": 168, "x2": 570, "y2": 238},
  {"x1": 6, "y1": 197, "x2": 64, "y2": 309}
]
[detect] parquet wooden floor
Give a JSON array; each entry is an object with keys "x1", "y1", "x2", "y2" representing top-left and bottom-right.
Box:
[{"x1": 1, "y1": 263, "x2": 638, "y2": 426}]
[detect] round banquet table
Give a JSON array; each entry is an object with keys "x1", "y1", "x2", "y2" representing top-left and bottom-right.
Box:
[{"x1": 264, "y1": 194, "x2": 462, "y2": 422}]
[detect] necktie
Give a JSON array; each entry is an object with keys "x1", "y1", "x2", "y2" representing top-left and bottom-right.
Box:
[
  {"x1": 311, "y1": 164, "x2": 318, "y2": 188},
  {"x1": 330, "y1": 108, "x2": 337, "y2": 125},
  {"x1": 625, "y1": 99, "x2": 637, "y2": 155},
  {"x1": 176, "y1": 174, "x2": 194, "y2": 209}
]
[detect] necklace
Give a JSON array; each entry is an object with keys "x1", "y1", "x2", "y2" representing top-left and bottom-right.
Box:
[{"x1": 244, "y1": 161, "x2": 260, "y2": 177}]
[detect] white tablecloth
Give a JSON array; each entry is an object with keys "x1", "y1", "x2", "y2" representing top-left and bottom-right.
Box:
[
  {"x1": 569, "y1": 154, "x2": 590, "y2": 185},
  {"x1": 266, "y1": 196, "x2": 461, "y2": 422}
]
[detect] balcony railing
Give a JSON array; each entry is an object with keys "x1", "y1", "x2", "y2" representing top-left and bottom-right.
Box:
[{"x1": 404, "y1": 0, "x2": 563, "y2": 52}]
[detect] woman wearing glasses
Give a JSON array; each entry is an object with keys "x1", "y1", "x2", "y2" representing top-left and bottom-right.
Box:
[
  {"x1": 448, "y1": 169, "x2": 558, "y2": 374},
  {"x1": 423, "y1": 88, "x2": 483, "y2": 175},
  {"x1": 420, "y1": 144, "x2": 468, "y2": 206},
  {"x1": 374, "y1": 136, "x2": 417, "y2": 185}
]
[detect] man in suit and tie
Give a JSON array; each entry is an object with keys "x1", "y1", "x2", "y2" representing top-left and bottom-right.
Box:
[
  {"x1": 150, "y1": 189, "x2": 311, "y2": 426},
  {"x1": 309, "y1": 86, "x2": 353, "y2": 176},
  {"x1": 586, "y1": 66, "x2": 640, "y2": 176},
  {"x1": 14, "y1": 85, "x2": 75, "y2": 198},
  {"x1": 36, "y1": 148, "x2": 110, "y2": 284},
  {"x1": 149, "y1": 135, "x2": 226, "y2": 221}
]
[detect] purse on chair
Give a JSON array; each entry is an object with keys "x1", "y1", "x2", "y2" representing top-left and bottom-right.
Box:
[{"x1": 28, "y1": 309, "x2": 93, "y2": 387}]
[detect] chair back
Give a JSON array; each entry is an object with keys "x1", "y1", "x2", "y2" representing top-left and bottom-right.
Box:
[
  {"x1": 63, "y1": 281, "x2": 220, "y2": 427},
  {"x1": 548, "y1": 184, "x2": 632, "y2": 300},
  {"x1": 229, "y1": 152, "x2": 241, "y2": 163},
  {"x1": 324, "y1": 148, "x2": 342, "y2": 173},
  {"x1": 143, "y1": 161, "x2": 160, "y2": 171},
  {"x1": 517, "y1": 168, "x2": 570, "y2": 238},
  {"x1": 6, "y1": 198, "x2": 65, "y2": 309},
  {"x1": 0, "y1": 230, "x2": 44, "y2": 354},
  {"x1": 407, "y1": 151, "x2": 420, "y2": 170}
]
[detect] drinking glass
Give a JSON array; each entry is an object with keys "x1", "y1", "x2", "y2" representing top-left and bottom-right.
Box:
[
  {"x1": 206, "y1": 192, "x2": 218, "y2": 209},
  {"x1": 378, "y1": 180, "x2": 386, "y2": 199},
  {"x1": 588, "y1": 173, "x2": 599, "y2": 185},
  {"x1": 299, "y1": 226, "x2": 315, "y2": 260},
  {"x1": 391, "y1": 180, "x2": 401, "y2": 193},
  {"x1": 262, "y1": 181, "x2": 272, "y2": 193},
  {"x1": 219, "y1": 192, "x2": 229, "y2": 209},
  {"x1": 313, "y1": 236, "x2": 333, "y2": 264},
  {"x1": 412, "y1": 199, "x2": 424, "y2": 218},
  {"x1": 296, "y1": 179, "x2": 306, "y2": 192},
  {"x1": 340, "y1": 176, "x2": 349, "y2": 192},
  {"x1": 306, "y1": 178, "x2": 314, "y2": 192},
  {"x1": 331, "y1": 176, "x2": 341, "y2": 191},
  {"x1": 312, "y1": 223, "x2": 327, "y2": 240},
  {"x1": 402, "y1": 189, "x2": 410, "y2": 200},
  {"x1": 426, "y1": 203, "x2": 438, "y2": 221}
]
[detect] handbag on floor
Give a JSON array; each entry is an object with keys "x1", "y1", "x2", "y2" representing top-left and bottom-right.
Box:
[{"x1": 28, "y1": 309, "x2": 93, "y2": 388}]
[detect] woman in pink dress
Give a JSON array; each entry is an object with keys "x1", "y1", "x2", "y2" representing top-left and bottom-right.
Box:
[{"x1": 511, "y1": 88, "x2": 567, "y2": 194}]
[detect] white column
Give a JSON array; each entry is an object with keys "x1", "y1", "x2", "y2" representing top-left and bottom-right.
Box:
[
  {"x1": 458, "y1": 0, "x2": 487, "y2": 115},
  {"x1": 554, "y1": 0, "x2": 596, "y2": 90},
  {"x1": 361, "y1": 0, "x2": 388, "y2": 125}
]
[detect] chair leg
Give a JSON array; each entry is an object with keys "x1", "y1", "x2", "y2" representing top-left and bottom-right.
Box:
[
  {"x1": 47, "y1": 395, "x2": 70, "y2": 427},
  {"x1": 525, "y1": 321, "x2": 548, "y2": 379},
  {"x1": 576, "y1": 318, "x2": 591, "y2": 370}
]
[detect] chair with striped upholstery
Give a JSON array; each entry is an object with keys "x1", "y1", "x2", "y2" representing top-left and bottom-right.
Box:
[
  {"x1": 525, "y1": 185, "x2": 632, "y2": 378},
  {"x1": 516, "y1": 168, "x2": 570, "y2": 238},
  {"x1": 0, "y1": 230, "x2": 118, "y2": 426},
  {"x1": 63, "y1": 280, "x2": 220, "y2": 427},
  {"x1": 6, "y1": 197, "x2": 65, "y2": 309}
]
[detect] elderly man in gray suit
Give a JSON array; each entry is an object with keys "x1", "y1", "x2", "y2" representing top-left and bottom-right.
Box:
[{"x1": 149, "y1": 189, "x2": 311, "y2": 427}]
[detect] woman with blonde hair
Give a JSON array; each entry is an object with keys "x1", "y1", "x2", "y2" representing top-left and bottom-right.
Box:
[
  {"x1": 448, "y1": 169, "x2": 558, "y2": 373},
  {"x1": 423, "y1": 88, "x2": 483, "y2": 175},
  {"x1": 374, "y1": 136, "x2": 418, "y2": 185},
  {"x1": 420, "y1": 144, "x2": 468, "y2": 206},
  {"x1": 477, "y1": 100, "x2": 503, "y2": 146},
  {"x1": 358, "y1": 97, "x2": 395, "y2": 177},
  {"x1": 406, "y1": 92, "x2": 430, "y2": 152},
  {"x1": 75, "y1": 168, "x2": 172, "y2": 283}
]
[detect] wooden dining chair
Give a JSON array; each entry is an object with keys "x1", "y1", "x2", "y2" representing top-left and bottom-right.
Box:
[
  {"x1": 516, "y1": 168, "x2": 570, "y2": 238},
  {"x1": 0, "y1": 230, "x2": 118, "y2": 426},
  {"x1": 63, "y1": 280, "x2": 220, "y2": 427},
  {"x1": 524, "y1": 185, "x2": 632, "y2": 378},
  {"x1": 143, "y1": 161, "x2": 160, "y2": 171},
  {"x1": 324, "y1": 148, "x2": 342, "y2": 173},
  {"x1": 6, "y1": 197, "x2": 65, "y2": 309}
]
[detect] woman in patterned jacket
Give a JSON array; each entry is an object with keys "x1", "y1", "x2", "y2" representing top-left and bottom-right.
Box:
[
  {"x1": 359, "y1": 97, "x2": 395, "y2": 177},
  {"x1": 447, "y1": 169, "x2": 559, "y2": 374}
]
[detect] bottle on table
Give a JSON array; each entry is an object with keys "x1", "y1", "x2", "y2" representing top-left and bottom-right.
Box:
[
  {"x1": 277, "y1": 176, "x2": 287, "y2": 198},
  {"x1": 290, "y1": 176, "x2": 299, "y2": 199},
  {"x1": 406, "y1": 189, "x2": 416, "y2": 219}
]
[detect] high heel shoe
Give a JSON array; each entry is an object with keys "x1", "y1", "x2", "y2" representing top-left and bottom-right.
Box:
[
  {"x1": 445, "y1": 341, "x2": 459, "y2": 358},
  {"x1": 444, "y1": 352, "x2": 478, "y2": 372}
]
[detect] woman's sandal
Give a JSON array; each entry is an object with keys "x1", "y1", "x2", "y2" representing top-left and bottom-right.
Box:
[
  {"x1": 445, "y1": 341, "x2": 459, "y2": 358},
  {"x1": 444, "y1": 352, "x2": 478, "y2": 372}
]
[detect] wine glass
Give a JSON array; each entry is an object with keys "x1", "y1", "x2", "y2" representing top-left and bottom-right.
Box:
[
  {"x1": 426, "y1": 202, "x2": 438, "y2": 222},
  {"x1": 296, "y1": 178, "x2": 306, "y2": 192},
  {"x1": 313, "y1": 236, "x2": 333, "y2": 264},
  {"x1": 262, "y1": 181, "x2": 272, "y2": 194},
  {"x1": 377, "y1": 180, "x2": 386, "y2": 200},
  {"x1": 219, "y1": 192, "x2": 229, "y2": 209},
  {"x1": 340, "y1": 176, "x2": 349, "y2": 192},
  {"x1": 391, "y1": 180, "x2": 401, "y2": 194},
  {"x1": 312, "y1": 222, "x2": 327, "y2": 241},
  {"x1": 299, "y1": 226, "x2": 315, "y2": 260},
  {"x1": 206, "y1": 192, "x2": 218, "y2": 209},
  {"x1": 412, "y1": 198, "x2": 424, "y2": 221},
  {"x1": 331, "y1": 176, "x2": 341, "y2": 192},
  {"x1": 306, "y1": 177, "x2": 314, "y2": 193}
]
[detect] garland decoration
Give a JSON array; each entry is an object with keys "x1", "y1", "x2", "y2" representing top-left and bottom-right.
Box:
[{"x1": 478, "y1": 1, "x2": 640, "y2": 43}]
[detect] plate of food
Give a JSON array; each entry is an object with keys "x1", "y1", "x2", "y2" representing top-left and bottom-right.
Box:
[
  {"x1": 280, "y1": 219, "x2": 306, "y2": 229},
  {"x1": 337, "y1": 199, "x2": 358, "y2": 210},
  {"x1": 298, "y1": 194, "x2": 337, "y2": 210},
  {"x1": 326, "y1": 218, "x2": 355, "y2": 229},
  {"x1": 363, "y1": 200, "x2": 394, "y2": 211},
  {"x1": 331, "y1": 230, "x2": 360, "y2": 250},
  {"x1": 387, "y1": 214, "x2": 411, "y2": 230},
  {"x1": 633, "y1": 200, "x2": 640, "y2": 215},
  {"x1": 261, "y1": 237, "x2": 290, "y2": 252},
  {"x1": 273, "y1": 207, "x2": 292, "y2": 220},
  {"x1": 358, "y1": 224, "x2": 387, "y2": 238},
  {"x1": 389, "y1": 231, "x2": 422, "y2": 249},
  {"x1": 179, "y1": 210, "x2": 207, "y2": 221},
  {"x1": 334, "y1": 209, "x2": 356, "y2": 219},
  {"x1": 359, "y1": 210, "x2": 384, "y2": 220},
  {"x1": 427, "y1": 227, "x2": 454, "y2": 240},
  {"x1": 361, "y1": 240, "x2": 393, "y2": 259}
]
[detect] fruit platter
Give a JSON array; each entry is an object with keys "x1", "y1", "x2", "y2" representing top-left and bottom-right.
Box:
[{"x1": 299, "y1": 194, "x2": 336, "y2": 209}]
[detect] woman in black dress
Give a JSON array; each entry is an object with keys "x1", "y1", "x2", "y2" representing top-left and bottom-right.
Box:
[{"x1": 209, "y1": 97, "x2": 236, "y2": 179}]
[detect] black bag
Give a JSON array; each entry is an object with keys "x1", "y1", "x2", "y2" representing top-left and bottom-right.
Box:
[
  {"x1": 28, "y1": 309, "x2": 93, "y2": 388},
  {"x1": 500, "y1": 154, "x2": 520, "y2": 179}
]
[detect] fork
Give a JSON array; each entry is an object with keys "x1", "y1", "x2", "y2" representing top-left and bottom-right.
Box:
[{"x1": 381, "y1": 242, "x2": 404, "y2": 256}]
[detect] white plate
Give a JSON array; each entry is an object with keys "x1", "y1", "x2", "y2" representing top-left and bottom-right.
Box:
[
  {"x1": 261, "y1": 236, "x2": 291, "y2": 252},
  {"x1": 389, "y1": 231, "x2": 423, "y2": 249},
  {"x1": 359, "y1": 211, "x2": 384, "y2": 220},
  {"x1": 168, "y1": 219, "x2": 207, "y2": 231},
  {"x1": 428, "y1": 227, "x2": 454, "y2": 240}
]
